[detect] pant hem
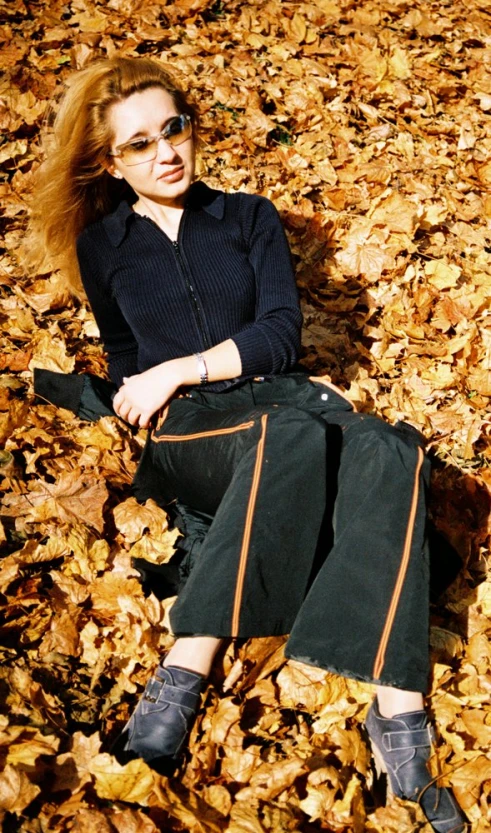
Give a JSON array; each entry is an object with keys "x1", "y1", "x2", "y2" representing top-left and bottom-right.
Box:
[{"x1": 284, "y1": 650, "x2": 428, "y2": 694}]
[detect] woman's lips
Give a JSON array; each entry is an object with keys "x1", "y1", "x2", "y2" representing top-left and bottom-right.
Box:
[{"x1": 158, "y1": 166, "x2": 185, "y2": 182}]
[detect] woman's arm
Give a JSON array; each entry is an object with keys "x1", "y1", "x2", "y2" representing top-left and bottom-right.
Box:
[
  {"x1": 112, "y1": 338, "x2": 241, "y2": 427},
  {"x1": 76, "y1": 231, "x2": 139, "y2": 386},
  {"x1": 230, "y1": 195, "x2": 302, "y2": 376}
]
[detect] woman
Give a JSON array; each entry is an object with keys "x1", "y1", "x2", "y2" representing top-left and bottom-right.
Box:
[{"x1": 28, "y1": 57, "x2": 465, "y2": 832}]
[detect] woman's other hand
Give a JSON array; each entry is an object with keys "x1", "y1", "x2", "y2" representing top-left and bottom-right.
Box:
[
  {"x1": 113, "y1": 341, "x2": 242, "y2": 429},
  {"x1": 113, "y1": 362, "x2": 182, "y2": 428}
]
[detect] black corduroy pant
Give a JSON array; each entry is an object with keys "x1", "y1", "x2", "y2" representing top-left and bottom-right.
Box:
[{"x1": 132, "y1": 373, "x2": 431, "y2": 693}]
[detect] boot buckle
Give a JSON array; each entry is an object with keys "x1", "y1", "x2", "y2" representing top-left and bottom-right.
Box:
[{"x1": 143, "y1": 677, "x2": 165, "y2": 703}]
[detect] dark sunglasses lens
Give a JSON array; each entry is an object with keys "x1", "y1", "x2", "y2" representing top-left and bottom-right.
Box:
[{"x1": 165, "y1": 115, "x2": 191, "y2": 144}]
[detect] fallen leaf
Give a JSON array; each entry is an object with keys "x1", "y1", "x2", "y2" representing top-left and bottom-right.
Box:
[{"x1": 0, "y1": 766, "x2": 40, "y2": 814}]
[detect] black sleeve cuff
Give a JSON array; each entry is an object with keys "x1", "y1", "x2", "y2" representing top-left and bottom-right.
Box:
[{"x1": 33, "y1": 369, "x2": 117, "y2": 421}]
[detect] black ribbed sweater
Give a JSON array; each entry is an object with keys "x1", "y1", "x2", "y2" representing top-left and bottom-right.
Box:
[{"x1": 76, "y1": 181, "x2": 303, "y2": 390}]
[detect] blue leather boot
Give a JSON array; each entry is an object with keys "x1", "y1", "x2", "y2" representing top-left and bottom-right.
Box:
[
  {"x1": 112, "y1": 662, "x2": 205, "y2": 773},
  {"x1": 365, "y1": 699, "x2": 467, "y2": 833}
]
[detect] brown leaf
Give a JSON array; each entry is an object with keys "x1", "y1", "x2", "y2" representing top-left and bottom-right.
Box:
[
  {"x1": 19, "y1": 274, "x2": 72, "y2": 313},
  {"x1": 234, "y1": 756, "x2": 307, "y2": 802},
  {"x1": 71, "y1": 809, "x2": 115, "y2": 833},
  {"x1": 450, "y1": 754, "x2": 491, "y2": 811},
  {"x1": 2, "y1": 469, "x2": 108, "y2": 532},
  {"x1": 28, "y1": 329, "x2": 75, "y2": 373},
  {"x1": 0, "y1": 766, "x2": 40, "y2": 814},
  {"x1": 39, "y1": 610, "x2": 81, "y2": 657},
  {"x1": 109, "y1": 808, "x2": 160, "y2": 833},
  {"x1": 276, "y1": 660, "x2": 328, "y2": 711},
  {"x1": 113, "y1": 497, "x2": 178, "y2": 555}
]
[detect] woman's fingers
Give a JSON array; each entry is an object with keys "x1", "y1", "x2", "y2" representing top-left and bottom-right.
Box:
[
  {"x1": 127, "y1": 407, "x2": 142, "y2": 426},
  {"x1": 113, "y1": 390, "x2": 143, "y2": 425},
  {"x1": 112, "y1": 390, "x2": 125, "y2": 415},
  {"x1": 113, "y1": 372, "x2": 169, "y2": 426}
]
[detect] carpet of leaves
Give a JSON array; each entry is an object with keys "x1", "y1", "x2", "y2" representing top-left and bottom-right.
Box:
[{"x1": 1, "y1": 0, "x2": 491, "y2": 830}]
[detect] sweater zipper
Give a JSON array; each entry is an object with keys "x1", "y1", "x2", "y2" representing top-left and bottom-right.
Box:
[
  {"x1": 172, "y1": 240, "x2": 210, "y2": 350},
  {"x1": 141, "y1": 214, "x2": 210, "y2": 351}
]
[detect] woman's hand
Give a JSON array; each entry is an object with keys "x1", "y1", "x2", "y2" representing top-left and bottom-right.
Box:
[
  {"x1": 113, "y1": 362, "x2": 182, "y2": 428},
  {"x1": 112, "y1": 342, "x2": 242, "y2": 428}
]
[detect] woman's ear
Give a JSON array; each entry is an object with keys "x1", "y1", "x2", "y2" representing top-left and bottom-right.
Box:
[{"x1": 103, "y1": 159, "x2": 124, "y2": 179}]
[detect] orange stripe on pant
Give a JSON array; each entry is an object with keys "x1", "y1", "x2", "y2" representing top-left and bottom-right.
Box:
[
  {"x1": 231, "y1": 414, "x2": 269, "y2": 637},
  {"x1": 373, "y1": 446, "x2": 425, "y2": 681},
  {"x1": 151, "y1": 421, "x2": 254, "y2": 443}
]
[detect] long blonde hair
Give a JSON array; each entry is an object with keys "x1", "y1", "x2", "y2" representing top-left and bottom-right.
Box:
[{"x1": 25, "y1": 57, "x2": 199, "y2": 296}]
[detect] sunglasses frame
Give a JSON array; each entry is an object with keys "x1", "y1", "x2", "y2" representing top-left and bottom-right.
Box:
[{"x1": 109, "y1": 114, "x2": 193, "y2": 166}]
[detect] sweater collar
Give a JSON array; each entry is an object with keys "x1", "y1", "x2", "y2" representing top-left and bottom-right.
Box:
[{"x1": 102, "y1": 181, "x2": 225, "y2": 247}]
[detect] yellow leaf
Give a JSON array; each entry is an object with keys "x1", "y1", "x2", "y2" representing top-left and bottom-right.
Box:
[
  {"x1": 424, "y1": 260, "x2": 461, "y2": 289},
  {"x1": 70, "y1": 12, "x2": 109, "y2": 32},
  {"x1": 458, "y1": 119, "x2": 476, "y2": 150},
  {"x1": 467, "y1": 367, "x2": 491, "y2": 397},
  {"x1": 227, "y1": 801, "x2": 267, "y2": 833},
  {"x1": 290, "y1": 13, "x2": 307, "y2": 43},
  {"x1": 451, "y1": 754, "x2": 491, "y2": 811},
  {"x1": 89, "y1": 754, "x2": 155, "y2": 804},
  {"x1": 246, "y1": 33, "x2": 266, "y2": 49},
  {"x1": 20, "y1": 273, "x2": 71, "y2": 313},
  {"x1": 7, "y1": 734, "x2": 59, "y2": 767},
  {"x1": 299, "y1": 782, "x2": 336, "y2": 820},
  {"x1": 202, "y1": 784, "x2": 232, "y2": 817},
  {"x1": 370, "y1": 192, "x2": 418, "y2": 234},
  {"x1": 90, "y1": 573, "x2": 145, "y2": 616},
  {"x1": 389, "y1": 47, "x2": 411, "y2": 79},
  {"x1": 0, "y1": 139, "x2": 28, "y2": 165}
]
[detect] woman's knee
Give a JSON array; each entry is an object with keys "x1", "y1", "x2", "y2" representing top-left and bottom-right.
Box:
[{"x1": 342, "y1": 416, "x2": 428, "y2": 479}]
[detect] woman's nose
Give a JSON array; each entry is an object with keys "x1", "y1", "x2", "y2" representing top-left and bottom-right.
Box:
[{"x1": 155, "y1": 135, "x2": 179, "y2": 163}]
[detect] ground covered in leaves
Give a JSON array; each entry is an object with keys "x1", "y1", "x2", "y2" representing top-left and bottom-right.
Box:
[{"x1": 1, "y1": 0, "x2": 491, "y2": 830}]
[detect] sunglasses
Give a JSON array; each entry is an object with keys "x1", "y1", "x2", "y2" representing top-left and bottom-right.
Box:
[{"x1": 109, "y1": 114, "x2": 192, "y2": 166}]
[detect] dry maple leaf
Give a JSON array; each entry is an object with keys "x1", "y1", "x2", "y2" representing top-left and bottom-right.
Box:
[
  {"x1": 28, "y1": 329, "x2": 75, "y2": 373},
  {"x1": 276, "y1": 660, "x2": 328, "y2": 711},
  {"x1": 1, "y1": 469, "x2": 108, "y2": 532},
  {"x1": 335, "y1": 221, "x2": 394, "y2": 281},
  {"x1": 113, "y1": 496, "x2": 172, "y2": 543},
  {"x1": 38, "y1": 610, "x2": 81, "y2": 658},
  {"x1": 234, "y1": 756, "x2": 307, "y2": 802},
  {"x1": 88, "y1": 753, "x2": 156, "y2": 804}
]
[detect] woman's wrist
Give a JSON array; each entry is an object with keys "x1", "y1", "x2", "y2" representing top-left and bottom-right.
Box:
[
  {"x1": 157, "y1": 340, "x2": 241, "y2": 389},
  {"x1": 162, "y1": 355, "x2": 201, "y2": 388}
]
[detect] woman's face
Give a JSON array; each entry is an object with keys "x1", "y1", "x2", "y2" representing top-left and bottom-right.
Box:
[{"x1": 106, "y1": 86, "x2": 195, "y2": 208}]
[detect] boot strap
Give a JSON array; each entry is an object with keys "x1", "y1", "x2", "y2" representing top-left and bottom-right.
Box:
[
  {"x1": 143, "y1": 676, "x2": 201, "y2": 711},
  {"x1": 382, "y1": 726, "x2": 434, "y2": 752}
]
